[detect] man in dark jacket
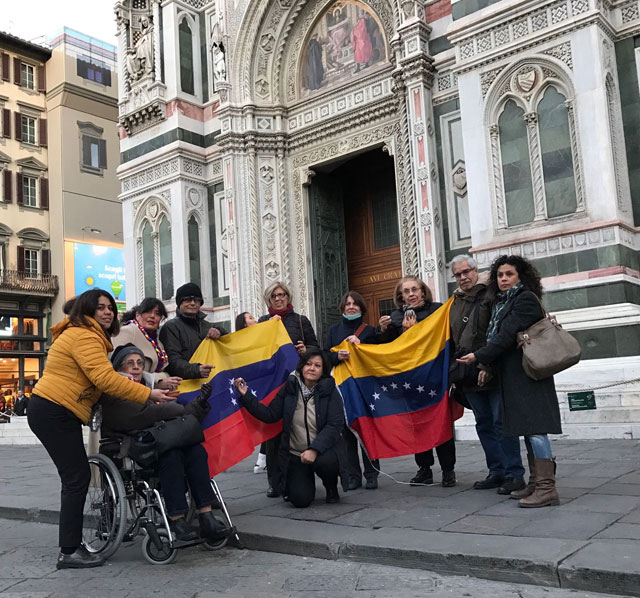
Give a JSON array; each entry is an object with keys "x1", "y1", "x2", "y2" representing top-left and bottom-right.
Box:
[
  {"x1": 449, "y1": 255, "x2": 524, "y2": 495},
  {"x1": 159, "y1": 283, "x2": 227, "y2": 380}
]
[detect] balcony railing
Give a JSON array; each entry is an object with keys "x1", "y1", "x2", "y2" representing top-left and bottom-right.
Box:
[{"x1": 0, "y1": 270, "x2": 59, "y2": 296}]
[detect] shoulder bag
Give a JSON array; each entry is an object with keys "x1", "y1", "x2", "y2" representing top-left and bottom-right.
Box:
[{"x1": 517, "y1": 294, "x2": 581, "y2": 381}]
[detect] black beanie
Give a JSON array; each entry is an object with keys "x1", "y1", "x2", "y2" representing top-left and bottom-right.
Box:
[
  {"x1": 176, "y1": 282, "x2": 203, "y2": 306},
  {"x1": 111, "y1": 343, "x2": 145, "y2": 372}
]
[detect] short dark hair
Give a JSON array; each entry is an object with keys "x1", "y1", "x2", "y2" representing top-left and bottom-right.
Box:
[
  {"x1": 339, "y1": 290, "x2": 368, "y2": 317},
  {"x1": 393, "y1": 276, "x2": 433, "y2": 308},
  {"x1": 488, "y1": 255, "x2": 543, "y2": 298},
  {"x1": 68, "y1": 289, "x2": 119, "y2": 336},
  {"x1": 121, "y1": 297, "x2": 168, "y2": 323},
  {"x1": 235, "y1": 312, "x2": 250, "y2": 331},
  {"x1": 295, "y1": 348, "x2": 330, "y2": 380}
]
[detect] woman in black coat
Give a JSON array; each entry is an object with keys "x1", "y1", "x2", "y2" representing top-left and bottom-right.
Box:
[
  {"x1": 457, "y1": 255, "x2": 561, "y2": 508},
  {"x1": 234, "y1": 348, "x2": 345, "y2": 508},
  {"x1": 376, "y1": 276, "x2": 455, "y2": 488},
  {"x1": 324, "y1": 290, "x2": 380, "y2": 490},
  {"x1": 258, "y1": 281, "x2": 319, "y2": 498}
]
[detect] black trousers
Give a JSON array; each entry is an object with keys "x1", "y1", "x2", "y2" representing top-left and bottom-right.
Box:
[
  {"x1": 286, "y1": 451, "x2": 340, "y2": 508},
  {"x1": 344, "y1": 426, "x2": 379, "y2": 480},
  {"x1": 158, "y1": 444, "x2": 216, "y2": 516},
  {"x1": 27, "y1": 395, "x2": 91, "y2": 549},
  {"x1": 265, "y1": 433, "x2": 281, "y2": 488},
  {"x1": 414, "y1": 437, "x2": 456, "y2": 472}
]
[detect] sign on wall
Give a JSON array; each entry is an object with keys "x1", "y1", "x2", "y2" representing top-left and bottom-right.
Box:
[{"x1": 73, "y1": 243, "x2": 126, "y2": 308}]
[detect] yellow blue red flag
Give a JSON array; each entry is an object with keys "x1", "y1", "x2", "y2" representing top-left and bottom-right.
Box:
[
  {"x1": 177, "y1": 319, "x2": 299, "y2": 476},
  {"x1": 333, "y1": 297, "x2": 463, "y2": 460}
]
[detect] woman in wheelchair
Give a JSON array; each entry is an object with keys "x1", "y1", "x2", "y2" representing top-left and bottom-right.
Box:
[{"x1": 100, "y1": 343, "x2": 230, "y2": 543}]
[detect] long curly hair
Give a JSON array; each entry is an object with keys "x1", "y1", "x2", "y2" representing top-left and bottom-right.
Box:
[{"x1": 488, "y1": 255, "x2": 543, "y2": 298}]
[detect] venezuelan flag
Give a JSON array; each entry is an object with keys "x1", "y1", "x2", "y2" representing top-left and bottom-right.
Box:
[
  {"x1": 177, "y1": 319, "x2": 299, "y2": 476},
  {"x1": 333, "y1": 297, "x2": 463, "y2": 460}
]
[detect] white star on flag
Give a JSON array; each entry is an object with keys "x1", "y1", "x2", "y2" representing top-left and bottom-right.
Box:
[
  {"x1": 231, "y1": 398, "x2": 237, "y2": 406},
  {"x1": 417, "y1": 385, "x2": 425, "y2": 393},
  {"x1": 228, "y1": 378, "x2": 235, "y2": 385},
  {"x1": 391, "y1": 382, "x2": 398, "y2": 390},
  {"x1": 403, "y1": 382, "x2": 411, "y2": 390},
  {"x1": 229, "y1": 387, "x2": 235, "y2": 394},
  {"x1": 381, "y1": 385, "x2": 388, "y2": 392},
  {"x1": 372, "y1": 392, "x2": 380, "y2": 401},
  {"x1": 369, "y1": 404, "x2": 375, "y2": 411},
  {"x1": 429, "y1": 389, "x2": 437, "y2": 397}
]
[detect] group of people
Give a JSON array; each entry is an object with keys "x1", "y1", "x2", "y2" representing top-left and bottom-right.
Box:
[
  {"x1": 26, "y1": 252, "x2": 562, "y2": 569},
  {"x1": 1, "y1": 389, "x2": 28, "y2": 416}
]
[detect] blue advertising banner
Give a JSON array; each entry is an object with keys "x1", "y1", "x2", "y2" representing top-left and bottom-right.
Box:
[{"x1": 73, "y1": 243, "x2": 126, "y2": 302}]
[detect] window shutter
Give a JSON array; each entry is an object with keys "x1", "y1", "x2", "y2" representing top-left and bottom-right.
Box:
[
  {"x1": 39, "y1": 118, "x2": 47, "y2": 147},
  {"x1": 3, "y1": 170, "x2": 11, "y2": 203},
  {"x1": 37, "y1": 65, "x2": 46, "y2": 92},
  {"x1": 41, "y1": 249, "x2": 51, "y2": 275},
  {"x1": 1, "y1": 243, "x2": 5, "y2": 272},
  {"x1": 2, "y1": 109, "x2": 9, "y2": 138},
  {"x1": 16, "y1": 173, "x2": 23, "y2": 205},
  {"x1": 82, "y1": 135, "x2": 91, "y2": 166},
  {"x1": 99, "y1": 139, "x2": 107, "y2": 169},
  {"x1": 104, "y1": 68, "x2": 112, "y2": 87},
  {"x1": 40, "y1": 178, "x2": 49, "y2": 209},
  {"x1": 14, "y1": 112, "x2": 21, "y2": 142},
  {"x1": 17, "y1": 246, "x2": 25, "y2": 272},
  {"x1": 13, "y1": 58, "x2": 21, "y2": 85},
  {"x1": 1, "y1": 53, "x2": 9, "y2": 82}
]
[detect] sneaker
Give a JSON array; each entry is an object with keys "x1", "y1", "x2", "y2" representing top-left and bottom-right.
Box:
[
  {"x1": 253, "y1": 452, "x2": 267, "y2": 474},
  {"x1": 473, "y1": 474, "x2": 504, "y2": 490},
  {"x1": 497, "y1": 477, "x2": 526, "y2": 495},
  {"x1": 347, "y1": 476, "x2": 362, "y2": 491},
  {"x1": 56, "y1": 546, "x2": 104, "y2": 570},
  {"x1": 410, "y1": 467, "x2": 434, "y2": 486},
  {"x1": 365, "y1": 477, "x2": 378, "y2": 490},
  {"x1": 442, "y1": 470, "x2": 457, "y2": 487}
]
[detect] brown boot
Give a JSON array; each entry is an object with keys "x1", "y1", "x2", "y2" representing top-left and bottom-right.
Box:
[
  {"x1": 519, "y1": 458, "x2": 559, "y2": 508},
  {"x1": 511, "y1": 452, "x2": 535, "y2": 500}
]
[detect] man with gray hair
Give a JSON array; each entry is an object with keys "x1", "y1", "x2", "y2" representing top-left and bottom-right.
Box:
[{"x1": 449, "y1": 255, "x2": 525, "y2": 495}]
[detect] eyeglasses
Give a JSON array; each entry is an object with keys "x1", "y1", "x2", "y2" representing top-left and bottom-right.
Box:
[
  {"x1": 453, "y1": 268, "x2": 475, "y2": 279},
  {"x1": 270, "y1": 292, "x2": 287, "y2": 299},
  {"x1": 402, "y1": 287, "x2": 422, "y2": 294},
  {"x1": 123, "y1": 359, "x2": 144, "y2": 368},
  {"x1": 181, "y1": 296, "x2": 203, "y2": 304}
]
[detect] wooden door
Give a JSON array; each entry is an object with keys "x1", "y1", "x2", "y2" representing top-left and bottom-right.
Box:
[{"x1": 343, "y1": 151, "x2": 401, "y2": 326}]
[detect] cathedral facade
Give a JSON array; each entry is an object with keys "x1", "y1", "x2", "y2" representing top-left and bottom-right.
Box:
[{"x1": 115, "y1": 0, "x2": 640, "y2": 437}]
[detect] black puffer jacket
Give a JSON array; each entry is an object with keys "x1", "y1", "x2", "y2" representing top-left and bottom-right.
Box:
[
  {"x1": 238, "y1": 374, "x2": 347, "y2": 493},
  {"x1": 159, "y1": 310, "x2": 227, "y2": 379},
  {"x1": 474, "y1": 288, "x2": 562, "y2": 437},
  {"x1": 258, "y1": 310, "x2": 319, "y2": 347}
]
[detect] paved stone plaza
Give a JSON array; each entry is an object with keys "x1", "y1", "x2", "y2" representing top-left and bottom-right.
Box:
[{"x1": 1, "y1": 439, "x2": 639, "y2": 596}]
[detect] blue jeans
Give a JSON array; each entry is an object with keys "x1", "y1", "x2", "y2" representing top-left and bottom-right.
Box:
[
  {"x1": 526, "y1": 434, "x2": 553, "y2": 459},
  {"x1": 466, "y1": 388, "x2": 524, "y2": 479}
]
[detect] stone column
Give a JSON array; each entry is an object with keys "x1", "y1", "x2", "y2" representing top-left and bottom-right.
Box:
[
  {"x1": 152, "y1": 0, "x2": 162, "y2": 83},
  {"x1": 396, "y1": 2, "x2": 447, "y2": 300}
]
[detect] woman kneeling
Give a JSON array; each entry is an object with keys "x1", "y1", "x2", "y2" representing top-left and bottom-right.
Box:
[{"x1": 234, "y1": 349, "x2": 344, "y2": 508}]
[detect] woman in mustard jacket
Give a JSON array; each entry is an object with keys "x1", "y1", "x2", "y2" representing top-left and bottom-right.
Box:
[{"x1": 27, "y1": 289, "x2": 171, "y2": 570}]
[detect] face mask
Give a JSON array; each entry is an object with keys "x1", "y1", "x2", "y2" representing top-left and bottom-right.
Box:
[{"x1": 343, "y1": 313, "x2": 361, "y2": 321}]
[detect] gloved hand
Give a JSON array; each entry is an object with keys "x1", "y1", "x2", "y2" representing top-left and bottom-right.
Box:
[{"x1": 185, "y1": 382, "x2": 212, "y2": 421}]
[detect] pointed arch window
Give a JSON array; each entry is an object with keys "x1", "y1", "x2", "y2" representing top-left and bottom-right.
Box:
[
  {"x1": 179, "y1": 18, "x2": 194, "y2": 95},
  {"x1": 141, "y1": 220, "x2": 156, "y2": 298},
  {"x1": 488, "y1": 65, "x2": 584, "y2": 229},
  {"x1": 158, "y1": 216, "x2": 173, "y2": 301},
  {"x1": 137, "y1": 210, "x2": 174, "y2": 301},
  {"x1": 188, "y1": 215, "x2": 201, "y2": 287}
]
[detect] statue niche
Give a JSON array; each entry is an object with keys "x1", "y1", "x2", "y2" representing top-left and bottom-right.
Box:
[{"x1": 127, "y1": 14, "x2": 154, "y2": 81}]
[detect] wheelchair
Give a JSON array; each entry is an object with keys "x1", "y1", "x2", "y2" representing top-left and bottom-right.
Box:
[{"x1": 82, "y1": 436, "x2": 239, "y2": 565}]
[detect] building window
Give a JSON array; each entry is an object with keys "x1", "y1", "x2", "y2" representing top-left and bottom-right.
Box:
[
  {"x1": 24, "y1": 249, "x2": 38, "y2": 278},
  {"x1": 179, "y1": 18, "x2": 195, "y2": 95},
  {"x1": 142, "y1": 220, "x2": 156, "y2": 298},
  {"x1": 188, "y1": 215, "x2": 201, "y2": 287},
  {"x1": 76, "y1": 58, "x2": 112, "y2": 87},
  {"x1": 81, "y1": 135, "x2": 106, "y2": 171},
  {"x1": 21, "y1": 116, "x2": 36, "y2": 145},
  {"x1": 158, "y1": 216, "x2": 173, "y2": 301},
  {"x1": 20, "y1": 63, "x2": 35, "y2": 89},
  {"x1": 22, "y1": 176, "x2": 37, "y2": 208}
]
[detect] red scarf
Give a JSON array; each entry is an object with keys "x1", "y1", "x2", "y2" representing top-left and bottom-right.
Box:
[{"x1": 268, "y1": 303, "x2": 294, "y2": 318}]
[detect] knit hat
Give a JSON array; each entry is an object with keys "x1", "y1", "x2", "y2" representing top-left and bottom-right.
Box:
[
  {"x1": 176, "y1": 282, "x2": 204, "y2": 306},
  {"x1": 111, "y1": 343, "x2": 145, "y2": 372}
]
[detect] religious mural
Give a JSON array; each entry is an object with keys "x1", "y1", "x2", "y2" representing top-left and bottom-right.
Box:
[{"x1": 300, "y1": 1, "x2": 386, "y2": 96}]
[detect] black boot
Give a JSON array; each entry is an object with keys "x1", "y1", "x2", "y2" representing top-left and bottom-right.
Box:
[
  {"x1": 410, "y1": 467, "x2": 433, "y2": 486},
  {"x1": 170, "y1": 517, "x2": 198, "y2": 541},
  {"x1": 325, "y1": 486, "x2": 340, "y2": 504},
  {"x1": 56, "y1": 546, "x2": 104, "y2": 570},
  {"x1": 198, "y1": 511, "x2": 230, "y2": 541}
]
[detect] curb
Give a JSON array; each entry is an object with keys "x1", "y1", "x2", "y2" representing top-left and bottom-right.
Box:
[{"x1": 3, "y1": 506, "x2": 639, "y2": 597}]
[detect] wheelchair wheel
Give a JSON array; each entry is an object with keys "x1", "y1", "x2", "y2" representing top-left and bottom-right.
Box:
[
  {"x1": 142, "y1": 531, "x2": 177, "y2": 565},
  {"x1": 201, "y1": 535, "x2": 229, "y2": 551},
  {"x1": 82, "y1": 453, "x2": 127, "y2": 560}
]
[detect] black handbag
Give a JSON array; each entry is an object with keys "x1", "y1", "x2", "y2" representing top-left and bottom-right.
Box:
[{"x1": 148, "y1": 414, "x2": 204, "y2": 455}]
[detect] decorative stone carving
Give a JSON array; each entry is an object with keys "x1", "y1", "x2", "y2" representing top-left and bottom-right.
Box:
[
  {"x1": 188, "y1": 188, "x2": 201, "y2": 207},
  {"x1": 211, "y1": 23, "x2": 227, "y2": 84},
  {"x1": 126, "y1": 15, "x2": 154, "y2": 81},
  {"x1": 260, "y1": 164, "x2": 274, "y2": 183},
  {"x1": 515, "y1": 69, "x2": 538, "y2": 94},
  {"x1": 543, "y1": 42, "x2": 573, "y2": 70},
  {"x1": 452, "y1": 165, "x2": 467, "y2": 193}
]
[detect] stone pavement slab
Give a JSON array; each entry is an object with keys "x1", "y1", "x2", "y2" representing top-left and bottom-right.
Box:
[{"x1": 1, "y1": 439, "x2": 639, "y2": 596}]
